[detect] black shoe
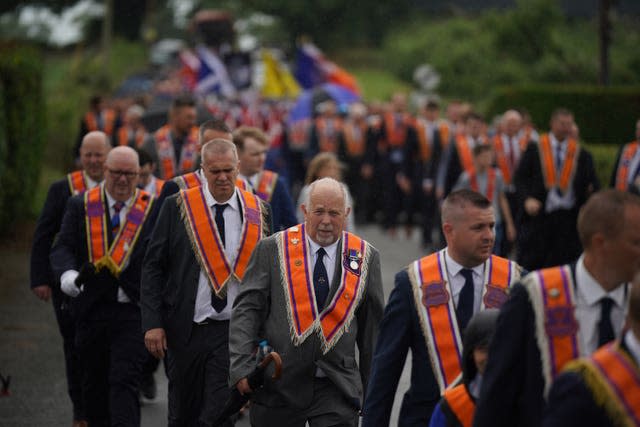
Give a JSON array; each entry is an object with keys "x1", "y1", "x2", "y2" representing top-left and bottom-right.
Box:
[{"x1": 140, "y1": 374, "x2": 157, "y2": 400}]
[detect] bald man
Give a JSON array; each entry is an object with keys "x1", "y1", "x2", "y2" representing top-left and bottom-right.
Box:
[
  {"x1": 51, "y1": 146, "x2": 156, "y2": 427},
  {"x1": 363, "y1": 189, "x2": 524, "y2": 427},
  {"x1": 230, "y1": 177, "x2": 384, "y2": 426},
  {"x1": 30, "y1": 131, "x2": 110, "y2": 426}
]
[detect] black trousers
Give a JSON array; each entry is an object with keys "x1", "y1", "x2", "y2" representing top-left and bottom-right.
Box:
[
  {"x1": 75, "y1": 302, "x2": 147, "y2": 427},
  {"x1": 51, "y1": 286, "x2": 85, "y2": 420},
  {"x1": 167, "y1": 319, "x2": 232, "y2": 427}
]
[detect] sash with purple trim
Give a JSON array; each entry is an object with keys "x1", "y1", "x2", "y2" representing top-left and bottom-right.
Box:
[
  {"x1": 522, "y1": 264, "x2": 581, "y2": 397},
  {"x1": 67, "y1": 171, "x2": 88, "y2": 195},
  {"x1": 255, "y1": 171, "x2": 278, "y2": 203},
  {"x1": 85, "y1": 187, "x2": 153, "y2": 276},
  {"x1": 178, "y1": 187, "x2": 266, "y2": 297},
  {"x1": 407, "y1": 250, "x2": 521, "y2": 391},
  {"x1": 615, "y1": 141, "x2": 640, "y2": 191},
  {"x1": 174, "y1": 171, "x2": 203, "y2": 190},
  {"x1": 277, "y1": 224, "x2": 370, "y2": 353},
  {"x1": 564, "y1": 342, "x2": 640, "y2": 426}
]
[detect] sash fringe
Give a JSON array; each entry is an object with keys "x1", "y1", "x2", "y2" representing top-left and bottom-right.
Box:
[
  {"x1": 318, "y1": 240, "x2": 371, "y2": 354},
  {"x1": 565, "y1": 360, "x2": 633, "y2": 427},
  {"x1": 177, "y1": 194, "x2": 230, "y2": 298}
]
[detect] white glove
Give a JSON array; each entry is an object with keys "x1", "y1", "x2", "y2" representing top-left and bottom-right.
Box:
[{"x1": 60, "y1": 270, "x2": 81, "y2": 297}]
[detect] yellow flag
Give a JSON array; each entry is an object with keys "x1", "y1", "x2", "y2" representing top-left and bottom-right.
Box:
[{"x1": 261, "y1": 50, "x2": 301, "y2": 99}]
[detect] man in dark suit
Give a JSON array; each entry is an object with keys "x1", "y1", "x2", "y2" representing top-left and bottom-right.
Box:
[
  {"x1": 542, "y1": 277, "x2": 640, "y2": 427},
  {"x1": 514, "y1": 108, "x2": 599, "y2": 271},
  {"x1": 138, "y1": 118, "x2": 234, "y2": 399},
  {"x1": 50, "y1": 146, "x2": 154, "y2": 427},
  {"x1": 141, "y1": 139, "x2": 272, "y2": 426},
  {"x1": 610, "y1": 118, "x2": 640, "y2": 193},
  {"x1": 362, "y1": 190, "x2": 524, "y2": 427},
  {"x1": 230, "y1": 177, "x2": 384, "y2": 426},
  {"x1": 233, "y1": 125, "x2": 297, "y2": 231},
  {"x1": 31, "y1": 131, "x2": 110, "y2": 427},
  {"x1": 474, "y1": 190, "x2": 640, "y2": 427}
]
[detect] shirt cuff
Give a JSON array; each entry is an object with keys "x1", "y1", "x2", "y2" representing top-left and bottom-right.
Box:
[
  {"x1": 117, "y1": 287, "x2": 131, "y2": 303},
  {"x1": 60, "y1": 270, "x2": 80, "y2": 297}
]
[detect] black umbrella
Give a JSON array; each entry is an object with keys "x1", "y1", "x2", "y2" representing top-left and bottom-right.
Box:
[{"x1": 212, "y1": 351, "x2": 282, "y2": 426}]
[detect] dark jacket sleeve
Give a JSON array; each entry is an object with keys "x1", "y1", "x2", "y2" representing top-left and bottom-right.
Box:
[
  {"x1": 30, "y1": 180, "x2": 70, "y2": 288},
  {"x1": 542, "y1": 372, "x2": 611, "y2": 427},
  {"x1": 49, "y1": 196, "x2": 85, "y2": 280},
  {"x1": 609, "y1": 144, "x2": 625, "y2": 188},
  {"x1": 362, "y1": 270, "x2": 418, "y2": 426},
  {"x1": 473, "y1": 283, "x2": 545, "y2": 427},
  {"x1": 270, "y1": 177, "x2": 298, "y2": 231},
  {"x1": 141, "y1": 195, "x2": 176, "y2": 332}
]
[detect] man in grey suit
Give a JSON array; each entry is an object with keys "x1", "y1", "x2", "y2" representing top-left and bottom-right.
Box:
[
  {"x1": 230, "y1": 177, "x2": 384, "y2": 426},
  {"x1": 141, "y1": 139, "x2": 272, "y2": 426}
]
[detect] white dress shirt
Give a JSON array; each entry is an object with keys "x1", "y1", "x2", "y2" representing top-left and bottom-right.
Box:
[
  {"x1": 193, "y1": 184, "x2": 243, "y2": 322},
  {"x1": 307, "y1": 235, "x2": 339, "y2": 377},
  {"x1": 574, "y1": 255, "x2": 627, "y2": 356},
  {"x1": 545, "y1": 133, "x2": 576, "y2": 213},
  {"x1": 443, "y1": 249, "x2": 485, "y2": 315},
  {"x1": 624, "y1": 329, "x2": 640, "y2": 367},
  {"x1": 60, "y1": 186, "x2": 134, "y2": 303},
  {"x1": 143, "y1": 176, "x2": 159, "y2": 195},
  {"x1": 307, "y1": 236, "x2": 339, "y2": 292}
]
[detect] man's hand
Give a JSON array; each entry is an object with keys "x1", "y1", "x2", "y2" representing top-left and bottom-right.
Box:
[
  {"x1": 361, "y1": 164, "x2": 373, "y2": 180},
  {"x1": 32, "y1": 285, "x2": 51, "y2": 302},
  {"x1": 144, "y1": 328, "x2": 167, "y2": 359},
  {"x1": 236, "y1": 378, "x2": 253, "y2": 396},
  {"x1": 524, "y1": 197, "x2": 542, "y2": 216}
]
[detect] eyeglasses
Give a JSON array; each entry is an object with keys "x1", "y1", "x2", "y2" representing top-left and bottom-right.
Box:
[{"x1": 108, "y1": 169, "x2": 138, "y2": 179}]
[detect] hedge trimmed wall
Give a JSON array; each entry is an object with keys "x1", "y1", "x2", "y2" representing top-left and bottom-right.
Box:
[
  {"x1": 0, "y1": 42, "x2": 46, "y2": 235},
  {"x1": 486, "y1": 85, "x2": 640, "y2": 144}
]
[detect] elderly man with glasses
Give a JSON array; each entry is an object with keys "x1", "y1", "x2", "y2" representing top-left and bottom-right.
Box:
[{"x1": 51, "y1": 146, "x2": 156, "y2": 427}]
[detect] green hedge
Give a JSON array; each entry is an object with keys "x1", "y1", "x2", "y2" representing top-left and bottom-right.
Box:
[
  {"x1": 487, "y1": 85, "x2": 640, "y2": 144},
  {"x1": 0, "y1": 42, "x2": 46, "y2": 235}
]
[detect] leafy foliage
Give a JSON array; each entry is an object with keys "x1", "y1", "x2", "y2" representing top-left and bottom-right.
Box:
[{"x1": 0, "y1": 42, "x2": 46, "y2": 235}]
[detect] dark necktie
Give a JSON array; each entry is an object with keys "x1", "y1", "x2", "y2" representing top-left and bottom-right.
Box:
[
  {"x1": 555, "y1": 142, "x2": 563, "y2": 172},
  {"x1": 314, "y1": 248, "x2": 329, "y2": 310},
  {"x1": 456, "y1": 268, "x2": 475, "y2": 331},
  {"x1": 111, "y1": 201, "x2": 125, "y2": 237},
  {"x1": 211, "y1": 203, "x2": 229, "y2": 312},
  {"x1": 597, "y1": 297, "x2": 615, "y2": 347}
]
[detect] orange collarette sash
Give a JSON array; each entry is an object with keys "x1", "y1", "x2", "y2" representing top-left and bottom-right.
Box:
[
  {"x1": 278, "y1": 225, "x2": 369, "y2": 353},
  {"x1": 255, "y1": 171, "x2": 278, "y2": 203},
  {"x1": 85, "y1": 109, "x2": 116, "y2": 135},
  {"x1": 316, "y1": 117, "x2": 343, "y2": 153},
  {"x1": 384, "y1": 112, "x2": 412, "y2": 147},
  {"x1": 456, "y1": 135, "x2": 475, "y2": 176},
  {"x1": 443, "y1": 384, "x2": 475, "y2": 427},
  {"x1": 492, "y1": 134, "x2": 526, "y2": 185},
  {"x1": 415, "y1": 119, "x2": 432, "y2": 162},
  {"x1": 408, "y1": 251, "x2": 521, "y2": 391},
  {"x1": 84, "y1": 187, "x2": 153, "y2": 276},
  {"x1": 235, "y1": 177, "x2": 251, "y2": 192},
  {"x1": 565, "y1": 342, "x2": 640, "y2": 427},
  {"x1": 155, "y1": 125, "x2": 200, "y2": 179},
  {"x1": 615, "y1": 142, "x2": 640, "y2": 191},
  {"x1": 538, "y1": 134, "x2": 580, "y2": 194},
  {"x1": 178, "y1": 187, "x2": 265, "y2": 297},
  {"x1": 154, "y1": 178, "x2": 165, "y2": 197},
  {"x1": 174, "y1": 171, "x2": 203, "y2": 190},
  {"x1": 343, "y1": 121, "x2": 367, "y2": 157},
  {"x1": 523, "y1": 265, "x2": 580, "y2": 397},
  {"x1": 470, "y1": 169, "x2": 496, "y2": 202},
  {"x1": 67, "y1": 171, "x2": 88, "y2": 195}
]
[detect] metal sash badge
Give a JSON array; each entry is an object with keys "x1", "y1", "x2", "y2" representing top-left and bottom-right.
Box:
[
  {"x1": 421, "y1": 282, "x2": 450, "y2": 308},
  {"x1": 344, "y1": 249, "x2": 362, "y2": 276}
]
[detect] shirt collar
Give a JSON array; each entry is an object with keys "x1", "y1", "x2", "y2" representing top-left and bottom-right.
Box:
[
  {"x1": 576, "y1": 254, "x2": 627, "y2": 309},
  {"x1": 444, "y1": 248, "x2": 484, "y2": 279},
  {"x1": 240, "y1": 173, "x2": 258, "y2": 188},
  {"x1": 85, "y1": 174, "x2": 100, "y2": 189},
  {"x1": 624, "y1": 330, "x2": 640, "y2": 367},
  {"x1": 306, "y1": 235, "x2": 339, "y2": 263},
  {"x1": 104, "y1": 184, "x2": 135, "y2": 210},
  {"x1": 203, "y1": 182, "x2": 239, "y2": 212}
]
